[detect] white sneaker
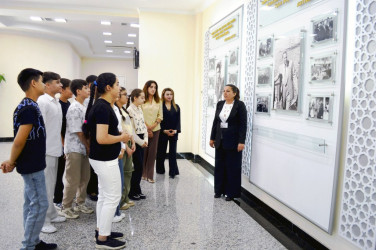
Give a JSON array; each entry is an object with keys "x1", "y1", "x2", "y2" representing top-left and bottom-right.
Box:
[
  {"x1": 54, "y1": 203, "x2": 62, "y2": 212},
  {"x1": 112, "y1": 214, "x2": 124, "y2": 223},
  {"x1": 60, "y1": 208, "x2": 79, "y2": 219},
  {"x1": 41, "y1": 225, "x2": 57, "y2": 234},
  {"x1": 120, "y1": 213, "x2": 125, "y2": 219},
  {"x1": 51, "y1": 216, "x2": 66, "y2": 223},
  {"x1": 74, "y1": 204, "x2": 94, "y2": 214}
]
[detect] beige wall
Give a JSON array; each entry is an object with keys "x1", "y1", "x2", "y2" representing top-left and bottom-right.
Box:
[
  {"x1": 81, "y1": 58, "x2": 138, "y2": 91},
  {"x1": 0, "y1": 33, "x2": 81, "y2": 137},
  {"x1": 138, "y1": 11, "x2": 196, "y2": 153}
]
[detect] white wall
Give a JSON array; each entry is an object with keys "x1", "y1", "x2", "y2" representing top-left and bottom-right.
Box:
[
  {"x1": 0, "y1": 33, "x2": 81, "y2": 137},
  {"x1": 81, "y1": 58, "x2": 138, "y2": 91}
]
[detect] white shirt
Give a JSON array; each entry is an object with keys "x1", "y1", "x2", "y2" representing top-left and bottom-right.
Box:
[
  {"x1": 37, "y1": 93, "x2": 63, "y2": 157},
  {"x1": 64, "y1": 100, "x2": 87, "y2": 155},
  {"x1": 219, "y1": 102, "x2": 234, "y2": 123},
  {"x1": 127, "y1": 103, "x2": 148, "y2": 146},
  {"x1": 113, "y1": 105, "x2": 125, "y2": 150}
]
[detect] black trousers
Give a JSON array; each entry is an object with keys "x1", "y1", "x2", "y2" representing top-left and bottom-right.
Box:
[
  {"x1": 129, "y1": 134, "x2": 144, "y2": 196},
  {"x1": 214, "y1": 144, "x2": 242, "y2": 198},
  {"x1": 53, "y1": 155, "x2": 65, "y2": 204},
  {"x1": 156, "y1": 134, "x2": 179, "y2": 177}
]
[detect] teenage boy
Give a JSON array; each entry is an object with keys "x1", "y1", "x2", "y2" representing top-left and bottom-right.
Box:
[
  {"x1": 54, "y1": 78, "x2": 72, "y2": 209},
  {"x1": 60, "y1": 79, "x2": 94, "y2": 219},
  {"x1": 37, "y1": 71, "x2": 66, "y2": 234},
  {"x1": 0, "y1": 68, "x2": 57, "y2": 249}
]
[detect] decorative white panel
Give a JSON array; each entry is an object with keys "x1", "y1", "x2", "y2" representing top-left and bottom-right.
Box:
[
  {"x1": 242, "y1": 0, "x2": 258, "y2": 177},
  {"x1": 339, "y1": 0, "x2": 376, "y2": 249},
  {"x1": 201, "y1": 32, "x2": 210, "y2": 151}
]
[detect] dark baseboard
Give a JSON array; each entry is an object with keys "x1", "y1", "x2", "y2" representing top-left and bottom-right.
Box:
[
  {"x1": 181, "y1": 153, "x2": 327, "y2": 250},
  {"x1": 0, "y1": 137, "x2": 13, "y2": 142}
]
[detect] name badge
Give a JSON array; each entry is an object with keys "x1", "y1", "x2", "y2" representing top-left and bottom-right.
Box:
[{"x1": 220, "y1": 122, "x2": 228, "y2": 128}]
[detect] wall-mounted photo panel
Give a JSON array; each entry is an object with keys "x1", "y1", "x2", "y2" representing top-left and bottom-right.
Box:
[
  {"x1": 257, "y1": 66, "x2": 273, "y2": 86},
  {"x1": 311, "y1": 11, "x2": 338, "y2": 47},
  {"x1": 209, "y1": 57, "x2": 216, "y2": 71},
  {"x1": 310, "y1": 52, "x2": 336, "y2": 84},
  {"x1": 307, "y1": 94, "x2": 333, "y2": 124},
  {"x1": 227, "y1": 71, "x2": 238, "y2": 85},
  {"x1": 255, "y1": 94, "x2": 271, "y2": 115},
  {"x1": 228, "y1": 48, "x2": 239, "y2": 66},
  {"x1": 273, "y1": 30, "x2": 305, "y2": 112},
  {"x1": 258, "y1": 36, "x2": 273, "y2": 59}
]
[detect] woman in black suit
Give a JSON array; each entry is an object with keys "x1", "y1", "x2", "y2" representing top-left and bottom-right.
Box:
[
  {"x1": 209, "y1": 84, "x2": 247, "y2": 201},
  {"x1": 156, "y1": 88, "x2": 181, "y2": 178}
]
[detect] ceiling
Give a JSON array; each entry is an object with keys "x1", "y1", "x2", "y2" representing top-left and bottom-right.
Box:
[{"x1": 0, "y1": 0, "x2": 214, "y2": 59}]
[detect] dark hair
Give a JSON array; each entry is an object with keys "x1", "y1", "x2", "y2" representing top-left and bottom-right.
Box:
[
  {"x1": 60, "y1": 78, "x2": 71, "y2": 90},
  {"x1": 226, "y1": 84, "x2": 240, "y2": 100},
  {"x1": 82, "y1": 72, "x2": 117, "y2": 138},
  {"x1": 17, "y1": 68, "x2": 43, "y2": 92},
  {"x1": 130, "y1": 88, "x2": 143, "y2": 103},
  {"x1": 143, "y1": 80, "x2": 160, "y2": 103},
  {"x1": 86, "y1": 75, "x2": 97, "y2": 84},
  {"x1": 115, "y1": 87, "x2": 127, "y2": 121},
  {"x1": 43, "y1": 71, "x2": 60, "y2": 83},
  {"x1": 161, "y1": 88, "x2": 177, "y2": 111},
  {"x1": 70, "y1": 79, "x2": 88, "y2": 96}
]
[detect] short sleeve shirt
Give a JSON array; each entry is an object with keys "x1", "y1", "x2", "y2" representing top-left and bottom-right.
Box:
[
  {"x1": 88, "y1": 99, "x2": 121, "y2": 161},
  {"x1": 13, "y1": 98, "x2": 46, "y2": 174},
  {"x1": 64, "y1": 100, "x2": 87, "y2": 155}
]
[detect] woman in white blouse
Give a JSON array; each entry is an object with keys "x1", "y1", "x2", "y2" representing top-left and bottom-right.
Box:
[{"x1": 209, "y1": 84, "x2": 247, "y2": 201}]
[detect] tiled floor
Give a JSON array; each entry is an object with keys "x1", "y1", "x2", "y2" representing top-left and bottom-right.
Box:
[{"x1": 0, "y1": 142, "x2": 285, "y2": 249}]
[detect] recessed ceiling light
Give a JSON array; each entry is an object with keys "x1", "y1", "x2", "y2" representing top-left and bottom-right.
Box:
[
  {"x1": 54, "y1": 18, "x2": 67, "y2": 23},
  {"x1": 101, "y1": 21, "x2": 111, "y2": 25},
  {"x1": 103, "y1": 32, "x2": 112, "y2": 36},
  {"x1": 128, "y1": 34, "x2": 137, "y2": 37},
  {"x1": 30, "y1": 16, "x2": 42, "y2": 21},
  {"x1": 104, "y1": 40, "x2": 112, "y2": 44},
  {"x1": 106, "y1": 50, "x2": 113, "y2": 53},
  {"x1": 126, "y1": 42, "x2": 134, "y2": 45},
  {"x1": 130, "y1": 23, "x2": 140, "y2": 28},
  {"x1": 124, "y1": 50, "x2": 131, "y2": 54}
]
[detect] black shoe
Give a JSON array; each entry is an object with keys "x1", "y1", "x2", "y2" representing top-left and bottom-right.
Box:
[
  {"x1": 225, "y1": 197, "x2": 233, "y2": 201},
  {"x1": 169, "y1": 175, "x2": 175, "y2": 179},
  {"x1": 156, "y1": 171, "x2": 165, "y2": 174},
  {"x1": 138, "y1": 193, "x2": 146, "y2": 199},
  {"x1": 96, "y1": 237, "x2": 126, "y2": 249},
  {"x1": 35, "y1": 240, "x2": 57, "y2": 250},
  {"x1": 214, "y1": 194, "x2": 221, "y2": 198},
  {"x1": 128, "y1": 194, "x2": 140, "y2": 201},
  {"x1": 95, "y1": 230, "x2": 125, "y2": 240},
  {"x1": 88, "y1": 193, "x2": 98, "y2": 201}
]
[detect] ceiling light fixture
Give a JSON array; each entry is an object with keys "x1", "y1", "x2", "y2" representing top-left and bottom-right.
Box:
[
  {"x1": 130, "y1": 23, "x2": 140, "y2": 28},
  {"x1": 126, "y1": 42, "x2": 134, "y2": 45},
  {"x1": 106, "y1": 50, "x2": 113, "y2": 53},
  {"x1": 54, "y1": 18, "x2": 67, "y2": 23},
  {"x1": 104, "y1": 40, "x2": 112, "y2": 44},
  {"x1": 101, "y1": 21, "x2": 111, "y2": 25},
  {"x1": 103, "y1": 32, "x2": 112, "y2": 36},
  {"x1": 30, "y1": 16, "x2": 43, "y2": 21},
  {"x1": 124, "y1": 50, "x2": 131, "y2": 54},
  {"x1": 128, "y1": 34, "x2": 137, "y2": 37}
]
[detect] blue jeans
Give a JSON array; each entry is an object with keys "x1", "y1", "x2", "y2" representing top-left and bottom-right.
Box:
[
  {"x1": 115, "y1": 158, "x2": 124, "y2": 216},
  {"x1": 21, "y1": 170, "x2": 49, "y2": 250}
]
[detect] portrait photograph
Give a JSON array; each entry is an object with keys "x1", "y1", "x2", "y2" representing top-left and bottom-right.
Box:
[
  {"x1": 307, "y1": 95, "x2": 332, "y2": 123},
  {"x1": 258, "y1": 36, "x2": 273, "y2": 59},
  {"x1": 229, "y1": 48, "x2": 239, "y2": 66},
  {"x1": 214, "y1": 58, "x2": 226, "y2": 103},
  {"x1": 311, "y1": 13, "x2": 337, "y2": 46},
  {"x1": 310, "y1": 54, "x2": 335, "y2": 83},
  {"x1": 209, "y1": 58, "x2": 216, "y2": 71},
  {"x1": 273, "y1": 31, "x2": 304, "y2": 111},
  {"x1": 257, "y1": 66, "x2": 272, "y2": 86},
  {"x1": 255, "y1": 95, "x2": 270, "y2": 114},
  {"x1": 228, "y1": 72, "x2": 238, "y2": 86}
]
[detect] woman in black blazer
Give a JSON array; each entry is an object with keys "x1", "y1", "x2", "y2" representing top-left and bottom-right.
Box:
[
  {"x1": 209, "y1": 84, "x2": 247, "y2": 201},
  {"x1": 156, "y1": 88, "x2": 181, "y2": 178}
]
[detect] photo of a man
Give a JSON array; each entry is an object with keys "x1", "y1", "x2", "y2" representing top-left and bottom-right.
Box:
[{"x1": 215, "y1": 60, "x2": 225, "y2": 102}]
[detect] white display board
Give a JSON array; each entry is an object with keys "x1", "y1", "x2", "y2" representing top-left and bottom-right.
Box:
[{"x1": 250, "y1": 0, "x2": 346, "y2": 232}]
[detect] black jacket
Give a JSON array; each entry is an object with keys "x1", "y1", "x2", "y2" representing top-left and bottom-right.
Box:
[
  {"x1": 210, "y1": 100, "x2": 247, "y2": 150},
  {"x1": 160, "y1": 103, "x2": 181, "y2": 140}
]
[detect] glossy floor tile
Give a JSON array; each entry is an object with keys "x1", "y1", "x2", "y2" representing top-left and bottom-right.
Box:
[{"x1": 0, "y1": 142, "x2": 285, "y2": 249}]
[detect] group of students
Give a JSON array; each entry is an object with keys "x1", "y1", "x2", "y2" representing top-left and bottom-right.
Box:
[{"x1": 1, "y1": 68, "x2": 181, "y2": 250}]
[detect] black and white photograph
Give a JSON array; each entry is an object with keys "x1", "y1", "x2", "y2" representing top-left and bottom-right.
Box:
[
  {"x1": 312, "y1": 14, "x2": 337, "y2": 45},
  {"x1": 310, "y1": 54, "x2": 335, "y2": 83},
  {"x1": 229, "y1": 48, "x2": 239, "y2": 66},
  {"x1": 307, "y1": 95, "x2": 332, "y2": 122},
  {"x1": 214, "y1": 58, "x2": 225, "y2": 102},
  {"x1": 273, "y1": 31, "x2": 304, "y2": 111},
  {"x1": 257, "y1": 66, "x2": 272, "y2": 86},
  {"x1": 256, "y1": 95, "x2": 270, "y2": 114},
  {"x1": 209, "y1": 58, "x2": 216, "y2": 71},
  {"x1": 228, "y1": 72, "x2": 238, "y2": 85},
  {"x1": 258, "y1": 37, "x2": 273, "y2": 58}
]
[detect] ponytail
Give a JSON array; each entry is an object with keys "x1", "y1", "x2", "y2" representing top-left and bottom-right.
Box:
[{"x1": 82, "y1": 81, "x2": 97, "y2": 138}]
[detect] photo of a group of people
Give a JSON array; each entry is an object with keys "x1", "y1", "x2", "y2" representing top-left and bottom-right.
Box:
[
  {"x1": 310, "y1": 53, "x2": 336, "y2": 83},
  {"x1": 307, "y1": 96, "x2": 331, "y2": 122},
  {"x1": 257, "y1": 67, "x2": 272, "y2": 85},
  {"x1": 258, "y1": 37, "x2": 273, "y2": 58},
  {"x1": 256, "y1": 95, "x2": 270, "y2": 114},
  {"x1": 312, "y1": 16, "x2": 335, "y2": 44}
]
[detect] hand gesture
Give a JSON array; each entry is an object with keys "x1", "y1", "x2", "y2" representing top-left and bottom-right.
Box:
[
  {"x1": 1, "y1": 160, "x2": 16, "y2": 173},
  {"x1": 209, "y1": 140, "x2": 215, "y2": 148},
  {"x1": 237, "y1": 143, "x2": 245, "y2": 152}
]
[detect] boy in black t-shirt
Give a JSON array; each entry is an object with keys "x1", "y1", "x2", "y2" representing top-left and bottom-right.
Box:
[{"x1": 1, "y1": 68, "x2": 57, "y2": 250}]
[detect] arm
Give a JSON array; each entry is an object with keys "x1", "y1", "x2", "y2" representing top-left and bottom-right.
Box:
[
  {"x1": 77, "y1": 132, "x2": 90, "y2": 153},
  {"x1": 96, "y1": 124, "x2": 129, "y2": 145},
  {"x1": 237, "y1": 101, "x2": 247, "y2": 152},
  {"x1": 209, "y1": 102, "x2": 220, "y2": 147},
  {"x1": 156, "y1": 102, "x2": 163, "y2": 124}
]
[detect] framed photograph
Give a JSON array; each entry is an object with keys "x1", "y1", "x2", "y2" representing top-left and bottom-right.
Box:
[
  {"x1": 273, "y1": 30, "x2": 305, "y2": 112},
  {"x1": 255, "y1": 94, "x2": 271, "y2": 115},
  {"x1": 209, "y1": 58, "x2": 216, "y2": 71},
  {"x1": 258, "y1": 36, "x2": 273, "y2": 59},
  {"x1": 229, "y1": 48, "x2": 239, "y2": 66},
  {"x1": 228, "y1": 72, "x2": 238, "y2": 85},
  {"x1": 310, "y1": 52, "x2": 336, "y2": 84},
  {"x1": 311, "y1": 12, "x2": 338, "y2": 47},
  {"x1": 214, "y1": 58, "x2": 226, "y2": 102},
  {"x1": 306, "y1": 94, "x2": 333, "y2": 123},
  {"x1": 257, "y1": 66, "x2": 273, "y2": 86}
]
